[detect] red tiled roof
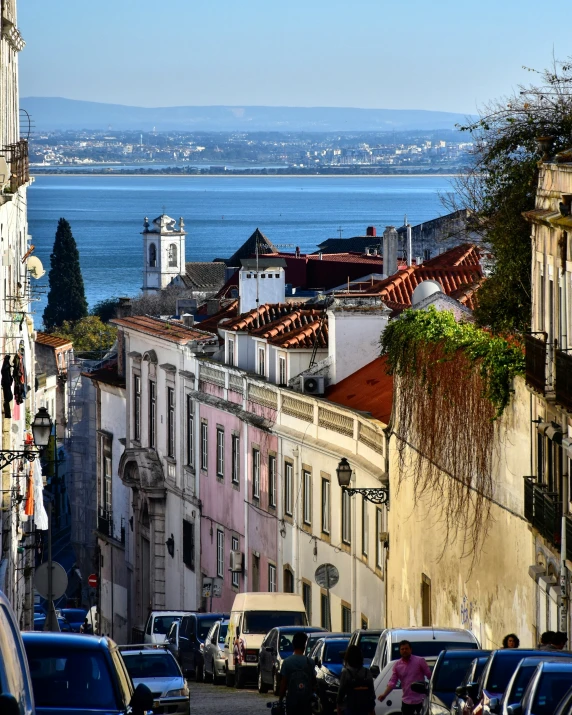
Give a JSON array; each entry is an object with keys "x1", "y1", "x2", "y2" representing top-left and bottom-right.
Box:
[
  {"x1": 197, "y1": 300, "x2": 239, "y2": 334},
  {"x1": 111, "y1": 315, "x2": 216, "y2": 344},
  {"x1": 85, "y1": 361, "x2": 126, "y2": 388},
  {"x1": 326, "y1": 355, "x2": 393, "y2": 424},
  {"x1": 35, "y1": 331, "x2": 73, "y2": 349},
  {"x1": 423, "y1": 243, "x2": 481, "y2": 268},
  {"x1": 223, "y1": 303, "x2": 306, "y2": 332}
]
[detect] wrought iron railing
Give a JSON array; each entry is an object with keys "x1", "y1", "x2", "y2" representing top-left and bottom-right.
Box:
[
  {"x1": 97, "y1": 507, "x2": 112, "y2": 538},
  {"x1": 3, "y1": 140, "x2": 29, "y2": 193},
  {"x1": 525, "y1": 334, "x2": 547, "y2": 394},
  {"x1": 555, "y1": 349, "x2": 572, "y2": 412},
  {"x1": 524, "y1": 478, "x2": 562, "y2": 549}
]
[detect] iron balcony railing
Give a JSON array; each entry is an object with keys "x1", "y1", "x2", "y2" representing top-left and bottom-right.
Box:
[
  {"x1": 97, "y1": 507, "x2": 126, "y2": 545},
  {"x1": 525, "y1": 334, "x2": 547, "y2": 394},
  {"x1": 524, "y1": 477, "x2": 562, "y2": 549},
  {"x1": 3, "y1": 139, "x2": 29, "y2": 193},
  {"x1": 555, "y1": 349, "x2": 572, "y2": 412}
]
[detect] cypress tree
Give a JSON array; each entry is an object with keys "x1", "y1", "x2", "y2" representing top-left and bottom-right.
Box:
[{"x1": 43, "y1": 218, "x2": 88, "y2": 330}]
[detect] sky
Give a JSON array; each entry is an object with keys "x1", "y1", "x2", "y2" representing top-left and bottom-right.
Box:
[{"x1": 17, "y1": 0, "x2": 572, "y2": 114}]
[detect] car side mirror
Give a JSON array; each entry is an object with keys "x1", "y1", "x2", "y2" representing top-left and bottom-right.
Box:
[
  {"x1": 455, "y1": 685, "x2": 467, "y2": 698},
  {"x1": 411, "y1": 681, "x2": 428, "y2": 695},
  {"x1": 489, "y1": 698, "x2": 500, "y2": 714},
  {"x1": 265, "y1": 646, "x2": 274, "y2": 652},
  {"x1": 467, "y1": 682, "x2": 479, "y2": 699},
  {"x1": 370, "y1": 664, "x2": 380, "y2": 679},
  {"x1": 130, "y1": 683, "x2": 154, "y2": 715},
  {"x1": 0, "y1": 694, "x2": 20, "y2": 715}
]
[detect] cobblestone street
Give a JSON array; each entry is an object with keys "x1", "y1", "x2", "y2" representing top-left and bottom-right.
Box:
[{"x1": 188, "y1": 680, "x2": 275, "y2": 714}]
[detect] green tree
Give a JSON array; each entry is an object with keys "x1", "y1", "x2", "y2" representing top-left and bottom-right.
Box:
[
  {"x1": 43, "y1": 218, "x2": 88, "y2": 329},
  {"x1": 52, "y1": 315, "x2": 117, "y2": 356},
  {"x1": 451, "y1": 60, "x2": 572, "y2": 333}
]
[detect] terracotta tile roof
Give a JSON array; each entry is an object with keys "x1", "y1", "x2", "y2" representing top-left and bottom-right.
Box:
[
  {"x1": 423, "y1": 243, "x2": 481, "y2": 268},
  {"x1": 35, "y1": 332, "x2": 73, "y2": 349},
  {"x1": 85, "y1": 361, "x2": 126, "y2": 388},
  {"x1": 197, "y1": 300, "x2": 239, "y2": 334},
  {"x1": 326, "y1": 355, "x2": 393, "y2": 424},
  {"x1": 223, "y1": 303, "x2": 306, "y2": 332},
  {"x1": 111, "y1": 315, "x2": 216, "y2": 344}
]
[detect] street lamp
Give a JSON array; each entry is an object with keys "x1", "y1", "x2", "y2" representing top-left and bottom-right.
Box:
[
  {"x1": 0, "y1": 406, "x2": 53, "y2": 470},
  {"x1": 336, "y1": 457, "x2": 389, "y2": 505}
]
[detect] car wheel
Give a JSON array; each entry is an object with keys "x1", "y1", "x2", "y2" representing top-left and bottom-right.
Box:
[
  {"x1": 225, "y1": 670, "x2": 235, "y2": 687},
  {"x1": 273, "y1": 669, "x2": 280, "y2": 696},
  {"x1": 258, "y1": 668, "x2": 269, "y2": 694},
  {"x1": 235, "y1": 665, "x2": 245, "y2": 689}
]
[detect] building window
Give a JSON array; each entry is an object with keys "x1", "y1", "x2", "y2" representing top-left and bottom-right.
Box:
[
  {"x1": 284, "y1": 567, "x2": 294, "y2": 593},
  {"x1": 342, "y1": 489, "x2": 351, "y2": 544},
  {"x1": 302, "y1": 582, "x2": 312, "y2": 623},
  {"x1": 167, "y1": 387, "x2": 175, "y2": 458},
  {"x1": 101, "y1": 435, "x2": 112, "y2": 514},
  {"x1": 376, "y1": 508, "x2": 383, "y2": 569},
  {"x1": 252, "y1": 448, "x2": 260, "y2": 500},
  {"x1": 341, "y1": 604, "x2": 352, "y2": 632},
  {"x1": 149, "y1": 242, "x2": 157, "y2": 267},
  {"x1": 268, "y1": 564, "x2": 276, "y2": 592},
  {"x1": 303, "y1": 470, "x2": 312, "y2": 525},
  {"x1": 269, "y1": 455, "x2": 277, "y2": 508},
  {"x1": 284, "y1": 462, "x2": 293, "y2": 516},
  {"x1": 361, "y1": 615, "x2": 368, "y2": 630},
  {"x1": 133, "y1": 375, "x2": 141, "y2": 441},
  {"x1": 201, "y1": 421, "x2": 208, "y2": 470},
  {"x1": 362, "y1": 496, "x2": 368, "y2": 556},
  {"x1": 279, "y1": 356, "x2": 287, "y2": 385},
  {"x1": 228, "y1": 338, "x2": 235, "y2": 366},
  {"x1": 231, "y1": 536, "x2": 239, "y2": 588},
  {"x1": 320, "y1": 593, "x2": 329, "y2": 629},
  {"x1": 422, "y1": 574, "x2": 432, "y2": 626},
  {"x1": 231, "y1": 435, "x2": 240, "y2": 485},
  {"x1": 217, "y1": 530, "x2": 224, "y2": 578},
  {"x1": 149, "y1": 380, "x2": 156, "y2": 449},
  {"x1": 258, "y1": 347, "x2": 265, "y2": 377},
  {"x1": 183, "y1": 519, "x2": 195, "y2": 571},
  {"x1": 168, "y1": 243, "x2": 178, "y2": 267},
  {"x1": 216, "y1": 428, "x2": 225, "y2": 477},
  {"x1": 321, "y1": 478, "x2": 330, "y2": 534},
  {"x1": 186, "y1": 396, "x2": 194, "y2": 466}
]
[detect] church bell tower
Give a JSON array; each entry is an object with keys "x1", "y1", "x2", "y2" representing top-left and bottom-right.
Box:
[{"x1": 142, "y1": 214, "x2": 186, "y2": 292}]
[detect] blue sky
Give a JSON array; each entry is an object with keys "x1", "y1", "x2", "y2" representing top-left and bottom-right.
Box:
[{"x1": 17, "y1": 0, "x2": 572, "y2": 113}]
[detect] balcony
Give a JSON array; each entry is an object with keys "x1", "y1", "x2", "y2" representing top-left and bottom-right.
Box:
[
  {"x1": 525, "y1": 334, "x2": 547, "y2": 394},
  {"x1": 2, "y1": 140, "x2": 29, "y2": 193},
  {"x1": 555, "y1": 349, "x2": 572, "y2": 412},
  {"x1": 97, "y1": 507, "x2": 126, "y2": 545},
  {"x1": 524, "y1": 477, "x2": 561, "y2": 549}
]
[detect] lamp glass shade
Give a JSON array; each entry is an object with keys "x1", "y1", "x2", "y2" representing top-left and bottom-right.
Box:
[
  {"x1": 336, "y1": 458, "x2": 352, "y2": 488},
  {"x1": 31, "y1": 407, "x2": 52, "y2": 448}
]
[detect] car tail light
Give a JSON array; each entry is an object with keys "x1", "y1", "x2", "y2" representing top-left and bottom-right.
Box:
[{"x1": 245, "y1": 649, "x2": 258, "y2": 663}]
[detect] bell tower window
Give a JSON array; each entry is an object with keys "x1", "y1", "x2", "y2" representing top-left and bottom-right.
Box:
[
  {"x1": 168, "y1": 243, "x2": 178, "y2": 268},
  {"x1": 149, "y1": 243, "x2": 157, "y2": 267}
]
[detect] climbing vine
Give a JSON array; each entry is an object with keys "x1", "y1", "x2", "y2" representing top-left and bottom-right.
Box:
[{"x1": 380, "y1": 307, "x2": 525, "y2": 557}]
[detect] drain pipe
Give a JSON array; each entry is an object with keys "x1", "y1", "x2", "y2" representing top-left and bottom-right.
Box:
[{"x1": 560, "y1": 443, "x2": 569, "y2": 634}]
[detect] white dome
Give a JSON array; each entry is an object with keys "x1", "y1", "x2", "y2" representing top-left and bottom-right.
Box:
[{"x1": 411, "y1": 279, "x2": 443, "y2": 306}]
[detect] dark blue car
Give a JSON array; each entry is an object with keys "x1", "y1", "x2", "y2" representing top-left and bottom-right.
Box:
[
  {"x1": 258, "y1": 625, "x2": 326, "y2": 694},
  {"x1": 313, "y1": 636, "x2": 350, "y2": 713}
]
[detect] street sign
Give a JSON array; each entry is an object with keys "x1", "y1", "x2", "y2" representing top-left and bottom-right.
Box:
[
  {"x1": 35, "y1": 561, "x2": 68, "y2": 600},
  {"x1": 315, "y1": 563, "x2": 339, "y2": 590},
  {"x1": 202, "y1": 578, "x2": 213, "y2": 598},
  {"x1": 88, "y1": 573, "x2": 98, "y2": 589}
]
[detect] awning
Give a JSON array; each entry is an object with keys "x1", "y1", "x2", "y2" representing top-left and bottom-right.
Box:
[{"x1": 536, "y1": 421, "x2": 563, "y2": 444}]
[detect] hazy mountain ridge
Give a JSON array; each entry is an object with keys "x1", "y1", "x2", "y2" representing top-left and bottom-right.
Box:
[{"x1": 21, "y1": 97, "x2": 474, "y2": 132}]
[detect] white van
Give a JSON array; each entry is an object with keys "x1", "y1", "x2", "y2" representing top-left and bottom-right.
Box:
[
  {"x1": 224, "y1": 592, "x2": 307, "y2": 688},
  {"x1": 143, "y1": 610, "x2": 190, "y2": 644},
  {"x1": 371, "y1": 627, "x2": 480, "y2": 715}
]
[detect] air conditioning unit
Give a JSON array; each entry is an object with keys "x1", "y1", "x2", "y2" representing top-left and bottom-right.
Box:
[
  {"x1": 300, "y1": 375, "x2": 325, "y2": 395},
  {"x1": 230, "y1": 550, "x2": 244, "y2": 573}
]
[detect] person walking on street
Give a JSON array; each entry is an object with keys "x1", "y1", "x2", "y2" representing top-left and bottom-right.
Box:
[
  {"x1": 337, "y1": 644, "x2": 375, "y2": 715},
  {"x1": 377, "y1": 640, "x2": 431, "y2": 715},
  {"x1": 502, "y1": 633, "x2": 520, "y2": 648},
  {"x1": 279, "y1": 631, "x2": 316, "y2": 715},
  {"x1": 538, "y1": 631, "x2": 559, "y2": 651}
]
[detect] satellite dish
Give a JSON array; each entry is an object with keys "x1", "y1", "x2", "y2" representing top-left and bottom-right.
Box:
[
  {"x1": 411, "y1": 279, "x2": 443, "y2": 306},
  {"x1": 27, "y1": 256, "x2": 45, "y2": 279}
]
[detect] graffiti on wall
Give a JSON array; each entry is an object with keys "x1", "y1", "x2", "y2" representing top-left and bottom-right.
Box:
[{"x1": 460, "y1": 594, "x2": 476, "y2": 631}]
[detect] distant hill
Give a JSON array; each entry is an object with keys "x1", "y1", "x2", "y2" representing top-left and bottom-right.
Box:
[{"x1": 21, "y1": 97, "x2": 474, "y2": 132}]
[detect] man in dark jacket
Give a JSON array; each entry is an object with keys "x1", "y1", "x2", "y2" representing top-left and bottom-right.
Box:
[
  {"x1": 279, "y1": 631, "x2": 316, "y2": 715},
  {"x1": 337, "y1": 645, "x2": 375, "y2": 715}
]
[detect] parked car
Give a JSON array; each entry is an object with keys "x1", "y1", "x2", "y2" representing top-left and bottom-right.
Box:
[
  {"x1": 203, "y1": 619, "x2": 229, "y2": 684},
  {"x1": 22, "y1": 632, "x2": 153, "y2": 715},
  {"x1": 0, "y1": 589, "x2": 35, "y2": 715},
  {"x1": 305, "y1": 632, "x2": 349, "y2": 658},
  {"x1": 33, "y1": 614, "x2": 72, "y2": 632},
  {"x1": 34, "y1": 604, "x2": 46, "y2": 618},
  {"x1": 258, "y1": 625, "x2": 326, "y2": 695},
  {"x1": 119, "y1": 645, "x2": 189, "y2": 715},
  {"x1": 496, "y1": 655, "x2": 572, "y2": 715},
  {"x1": 143, "y1": 610, "x2": 190, "y2": 645},
  {"x1": 460, "y1": 649, "x2": 566, "y2": 715},
  {"x1": 450, "y1": 655, "x2": 491, "y2": 715},
  {"x1": 412, "y1": 649, "x2": 490, "y2": 715},
  {"x1": 166, "y1": 611, "x2": 229, "y2": 680},
  {"x1": 348, "y1": 629, "x2": 383, "y2": 667},
  {"x1": 371, "y1": 627, "x2": 480, "y2": 715},
  {"x1": 225, "y1": 592, "x2": 308, "y2": 688},
  {"x1": 56, "y1": 608, "x2": 88, "y2": 632},
  {"x1": 508, "y1": 660, "x2": 572, "y2": 715},
  {"x1": 554, "y1": 685, "x2": 572, "y2": 715},
  {"x1": 313, "y1": 636, "x2": 351, "y2": 714}
]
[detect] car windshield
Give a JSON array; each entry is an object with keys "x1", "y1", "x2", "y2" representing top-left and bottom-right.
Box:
[
  {"x1": 324, "y1": 641, "x2": 350, "y2": 664},
  {"x1": 434, "y1": 655, "x2": 481, "y2": 692},
  {"x1": 506, "y1": 663, "x2": 538, "y2": 703},
  {"x1": 391, "y1": 641, "x2": 477, "y2": 660},
  {"x1": 219, "y1": 624, "x2": 228, "y2": 643},
  {"x1": 532, "y1": 672, "x2": 572, "y2": 715},
  {"x1": 122, "y1": 652, "x2": 180, "y2": 678},
  {"x1": 197, "y1": 618, "x2": 220, "y2": 641},
  {"x1": 359, "y1": 634, "x2": 380, "y2": 659},
  {"x1": 153, "y1": 615, "x2": 180, "y2": 634},
  {"x1": 487, "y1": 653, "x2": 530, "y2": 693},
  {"x1": 24, "y1": 643, "x2": 118, "y2": 710},
  {"x1": 243, "y1": 611, "x2": 306, "y2": 634}
]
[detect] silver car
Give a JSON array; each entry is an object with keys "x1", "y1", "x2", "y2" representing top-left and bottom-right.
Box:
[
  {"x1": 203, "y1": 619, "x2": 229, "y2": 684},
  {"x1": 119, "y1": 645, "x2": 189, "y2": 715}
]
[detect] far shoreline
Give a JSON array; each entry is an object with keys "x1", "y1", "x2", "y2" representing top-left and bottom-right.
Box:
[{"x1": 31, "y1": 172, "x2": 466, "y2": 178}]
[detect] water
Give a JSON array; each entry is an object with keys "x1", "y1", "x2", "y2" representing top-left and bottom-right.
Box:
[{"x1": 27, "y1": 175, "x2": 456, "y2": 320}]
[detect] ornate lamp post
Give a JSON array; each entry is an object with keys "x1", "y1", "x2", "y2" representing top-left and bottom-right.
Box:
[
  {"x1": 0, "y1": 406, "x2": 52, "y2": 469},
  {"x1": 336, "y1": 457, "x2": 389, "y2": 505}
]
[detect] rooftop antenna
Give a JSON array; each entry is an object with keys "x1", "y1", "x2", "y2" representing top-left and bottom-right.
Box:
[{"x1": 338, "y1": 227, "x2": 343, "y2": 239}]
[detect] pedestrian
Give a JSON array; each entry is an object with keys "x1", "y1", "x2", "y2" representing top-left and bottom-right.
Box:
[
  {"x1": 377, "y1": 640, "x2": 431, "y2": 715},
  {"x1": 554, "y1": 631, "x2": 568, "y2": 650},
  {"x1": 502, "y1": 633, "x2": 520, "y2": 648},
  {"x1": 337, "y1": 644, "x2": 375, "y2": 715},
  {"x1": 538, "y1": 631, "x2": 558, "y2": 651},
  {"x1": 278, "y1": 631, "x2": 316, "y2": 715}
]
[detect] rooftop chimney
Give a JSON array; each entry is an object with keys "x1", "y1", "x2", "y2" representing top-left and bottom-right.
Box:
[
  {"x1": 182, "y1": 313, "x2": 194, "y2": 328},
  {"x1": 366, "y1": 226, "x2": 377, "y2": 237},
  {"x1": 383, "y1": 226, "x2": 398, "y2": 277},
  {"x1": 295, "y1": 246, "x2": 300, "y2": 258},
  {"x1": 117, "y1": 297, "x2": 133, "y2": 318},
  {"x1": 406, "y1": 222, "x2": 413, "y2": 267}
]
